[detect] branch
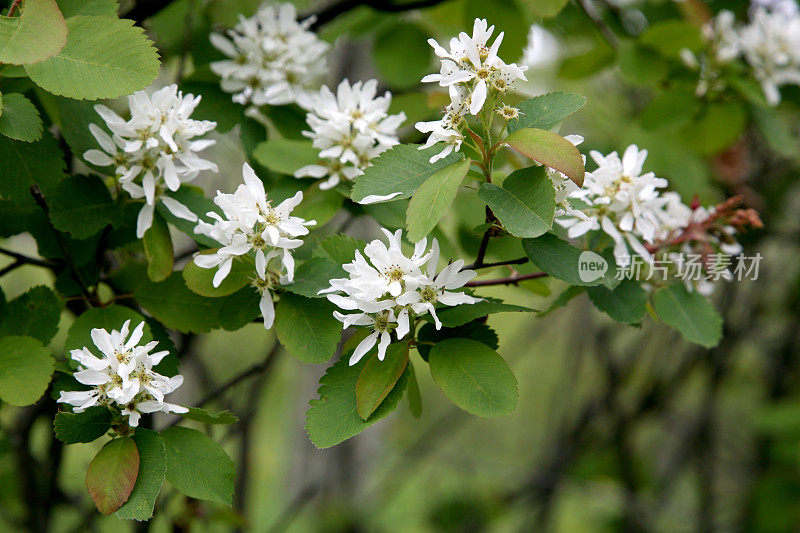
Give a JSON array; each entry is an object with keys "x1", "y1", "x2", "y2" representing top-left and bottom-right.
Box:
[
  {"x1": 308, "y1": 0, "x2": 451, "y2": 30},
  {"x1": 466, "y1": 271, "x2": 547, "y2": 287},
  {"x1": 200, "y1": 343, "x2": 280, "y2": 408},
  {"x1": 0, "y1": 247, "x2": 57, "y2": 269},
  {"x1": 465, "y1": 256, "x2": 529, "y2": 270},
  {"x1": 575, "y1": 0, "x2": 619, "y2": 49}
]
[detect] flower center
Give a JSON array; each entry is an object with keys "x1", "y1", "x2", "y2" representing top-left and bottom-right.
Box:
[
  {"x1": 385, "y1": 267, "x2": 404, "y2": 282},
  {"x1": 419, "y1": 286, "x2": 438, "y2": 303}
]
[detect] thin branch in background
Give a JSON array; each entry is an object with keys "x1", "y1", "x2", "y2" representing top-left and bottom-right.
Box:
[
  {"x1": 175, "y1": 0, "x2": 195, "y2": 83},
  {"x1": 574, "y1": 0, "x2": 620, "y2": 49},
  {"x1": 308, "y1": 0, "x2": 451, "y2": 30},
  {"x1": 465, "y1": 271, "x2": 547, "y2": 287}
]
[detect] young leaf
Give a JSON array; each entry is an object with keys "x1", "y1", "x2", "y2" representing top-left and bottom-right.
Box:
[
  {"x1": 116, "y1": 429, "x2": 166, "y2": 521},
  {"x1": 0, "y1": 0, "x2": 67, "y2": 65},
  {"x1": 586, "y1": 280, "x2": 647, "y2": 324},
  {"x1": 0, "y1": 93, "x2": 42, "y2": 142},
  {"x1": 0, "y1": 335, "x2": 55, "y2": 406},
  {"x1": 143, "y1": 212, "x2": 173, "y2": 282},
  {"x1": 283, "y1": 257, "x2": 345, "y2": 298},
  {"x1": 135, "y1": 273, "x2": 223, "y2": 333},
  {"x1": 422, "y1": 298, "x2": 533, "y2": 328},
  {"x1": 179, "y1": 407, "x2": 238, "y2": 425},
  {"x1": 86, "y1": 437, "x2": 140, "y2": 515},
  {"x1": 0, "y1": 133, "x2": 65, "y2": 205},
  {"x1": 406, "y1": 158, "x2": 470, "y2": 242},
  {"x1": 275, "y1": 293, "x2": 342, "y2": 363},
  {"x1": 253, "y1": 138, "x2": 319, "y2": 175},
  {"x1": 504, "y1": 128, "x2": 585, "y2": 186},
  {"x1": 653, "y1": 284, "x2": 723, "y2": 348},
  {"x1": 54, "y1": 406, "x2": 112, "y2": 444},
  {"x1": 350, "y1": 144, "x2": 464, "y2": 203},
  {"x1": 182, "y1": 254, "x2": 252, "y2": 297},
  {"x1": 305, "y1": 355, "x2": 409, "y2": 448},
  {"x1": 522, "y1": 233, "x2": 601, "y2": 286},
  {"x1": 477, "y1": 166, "x2": 555, "y2": 238},
  {"x1": 25, "y1": 16, "x2": 159, "y2": 100},
  {"x1": 428, "y1": 338, "x2": 518, "y2": 417},
  {"x1": 48, "y1": 175, "x2": 116, "y2": 238},
  {"x1": 0, "y1": 285, "x2": 61, "y2": 344},
  {"x1": 508, "y1": 92, "x2": 586, "y2": 133},
  {"x1": 356, "y1": 341, "x2": 409, "y2": 420},
  {"x1": 161, "y1": 426, "x2": 235, "y2": 506}
]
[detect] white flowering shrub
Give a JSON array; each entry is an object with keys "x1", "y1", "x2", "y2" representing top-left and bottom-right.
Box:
[{"x1": 4, "y1": 0, "x2": 794, "y2": 528}]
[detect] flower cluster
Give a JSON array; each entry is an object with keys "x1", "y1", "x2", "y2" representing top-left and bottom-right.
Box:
[
  {"x1": 210, "y1": 2, "x2": 329, "y2": 107},
  {"x1": 294, "y1": 79, "x2": 406, "y2": 190},
  {"x1": 682, "y1": 4, "x2": 800, "y2": 105},
  {"x1": 416, "y1": 18, "x2": 528, "y2": 163},
  {"x1": 557, "y1": 145, "x2": 693, "y2": 266},
  {"x1": 320, "y1": 229, "x2": 481, "y2": 365},
  {"x1": 84, "y1": 84, "x2": 218, "y2": 238},
  {"x1": 58, "y1": 320, "x2": 187, "y2": 427},
  {"x1": 194, "y1": 164, "x2": 315, "y2": 328}
]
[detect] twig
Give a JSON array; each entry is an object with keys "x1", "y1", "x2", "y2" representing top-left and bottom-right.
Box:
[
  {"x1": 575, "y1": 0, "x2": 619, "y2": 49},
  {"x1": 465, "y1": 256, "x2": 528, "y2": 270},
  {"x1": 200, "y1": 344, "x2": 279, "y2": 409},
  {"x1": 0, "y1": 247, "x2": 55, "y2": 268},
  {"x1": 466, "y1": 271, "x2": 547, "y2": 287},
  {"x1": 7, "y1": 0, "x2": 22, "y2": 16},
  {"x1": 308, "y1": 0, "x2": 450, "y2": 30}
]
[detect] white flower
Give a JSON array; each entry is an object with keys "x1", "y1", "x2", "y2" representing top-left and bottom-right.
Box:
[
  {"x1": 84, "y1": 84, "x2": 218, "y2": 238},
  {"x1": 557, "y1": 145, "x2": 686, "y2": 266},
  {"x1": 193, "y1": 163, "x2": 315, "y2": 328},
  {"x1": 294, "y1": 79, "x2": 405, "y2": 189},
  {"x1": 521, "y1": 24, "x2": 560, "y2": 70},
  {"x1": 57, "y1": 320, "x2": 187, "y2": 428},
  {"x1": 209, "y1": 2, "x2": 329, "y2": 107},
  {"x1": 738, "y1": 6, "x2": 800, "y2": 105},
  {"x1": 320, "y1": 229, "x2": 480, "y2": 364},
  {"x1": 416, "y1": 18, "x2": 527, "y2": 163}
]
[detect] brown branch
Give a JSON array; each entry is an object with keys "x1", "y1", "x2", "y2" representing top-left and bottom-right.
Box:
[
  {"x1": 575, "y1": 0, "x2": 619, "y2": 49},
  {"x1": 465, "y1": 256, "x2": 529, "y2": 270}
]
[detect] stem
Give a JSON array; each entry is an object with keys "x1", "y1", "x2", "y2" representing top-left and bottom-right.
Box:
[
  {"x1": 7, "y1": 0, "x2": 22, "y2": 16},
  {"x1": 465, "y1": 271, "x2": 547, "y2": 287},
  {"x1": 465, "y1": 256, "x2": 529, "y2": 270}
]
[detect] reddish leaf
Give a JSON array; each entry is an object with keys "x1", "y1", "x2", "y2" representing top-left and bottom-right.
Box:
[
  {"x1": 86, "y1": 437, "x2": 140, "y2": 515},
  {"x1": 504, "y1": 128, "x2": 585, "y2": 186}
]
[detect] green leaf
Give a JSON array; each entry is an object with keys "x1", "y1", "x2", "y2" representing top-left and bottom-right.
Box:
[
  {"x1": 519, "y1": 0, "x2": 568, "y2": 17},
  {"x1": 416, "y1": 319, "x2": 499, "y2": 360},
  {"x1": 373, "y1": 22, "x2": 431, "y2": 89},
  {"x1": 284, "y1": 257, "x2": 345, "y2": 298},
  {"x1": 558, "y1": 42, "x2": 615, "y2": 79},
  {"x1": 292, "y1": 183, "x2": 344, "y2": 227},
  {"x1": 504, "y1": 128, "x2": 585, "y2": 186},
  {"x1": 522, "y1": 233, "x2": 600, "y2": 286},
  {"x1": 680, "y1": 102, "x2": 747, "y2": 155},
  {"x1": 478, "y1": 166, "x2": 555, "y2": 238},
  {"x1": 752, "y1": 104, "x2": 799, "y2": 157},
  {"x1": 55, "y1": 97, "x2": 107, "y2": 163},
  {"x1": 65, "y1": 305, "x2": 152, "y2": 353},
  {"x1": 135, "y1": 273, "x2": 222, "y2": 333},
  {"x1": 179, "y1": 407, "x2": 238, "y2": 425},
  {"x1": 252, "y1": 138, "x2": 319, "y2": 175},
  {"x1": 312, "y1": 234, "x2": 365, "y2": 264},
  {"x1": 508, "y1": 92, "x2": 586, "y2": 133},
  {"x1": 425, "y1": 298, "x2": 533, "y2": 328},
  {"x1": 180, "y1": 81, "x2": 245, "y2": 133},
  {"x1": 464, "y1": 0, "x2": 527, "y2": 59},
  {"x1": 406, "y1": 158, "x2": 470, "y2": 242},
  {"x1": 158, "y1": 186, "x2": 219, "y2": 248},
  {"x1": 116, "y1": 429, "x2": 166, "y2": 521},
  {"x1": 539, "y1": 285, "x2": 584, "y2": 316},
  {"x1": 639, "y1": 20, "x2": 702, "y2": 58},
  {"x1": 305, "y1": 355, "x2": 409, "y2": 448},
  {"x1": 356, "y1": 341, "x2": 409, "y2": 419},
  {"x1": 275, "y1": 293, "x2": 341, "y2": 363},
  {"x1": 143, "y1": 211, "x2": 173, "y2": 282},
  {"x1": 25, "y1": 16, "x2": 159, "y2": 100},
  {"x1": 0, "y1": 93, "x2": 42, "y2": 141},
  {"x1": 0, "y1": 133, "x2": 64, "y2": 205},
  {"x1": 57, "y1": 0, "x2": 118, "y2": 17},
  {"x1": 218, "y1": 287, "x2": 261, "y2": 331},
  {"x1": 428, "y1": 338, "x2": 518, "y2": 417},
  {"x1": 350, "y1": 143, "x2": 464, "y2": 203},
  {"x1": 86, "y1": 437, "x2": 140, "y2": 515},
  {"x1": 406, "y1": 361, "x2": 422, "y2": 418},
  {"x1": 182, "y1": 254, "x2": 252, "y2": 297},
  {"x1": 586, "y1": 280, "x2": 647, "y2": 324},
  {"x1": 617, "y1": 40, "x2": 668, "y2": 86},
  {"x1": 54, "y1": 406, "x2": 112, "y2": 444},
  {"x1": 653, "y1": 284, "x2": 722, "y2": 348},
  {"x1": 0, "y1": 285, "x2": 60, "y2": 344},
  {"x1": 161, "y1": 426, "x2": 235, "y2": 506},
  {"x1": 0, "y1": 0, "x2": 67, "y2": 65},
  {"x1": 48, "y1": 175, "x2": 115, "y2": 238},
  {"x1": 0, "y1": 335, "x2": 54, "y2": 406},
  {"x1": 639, "y1": 87, "x2": 699, "y2": 131}
]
